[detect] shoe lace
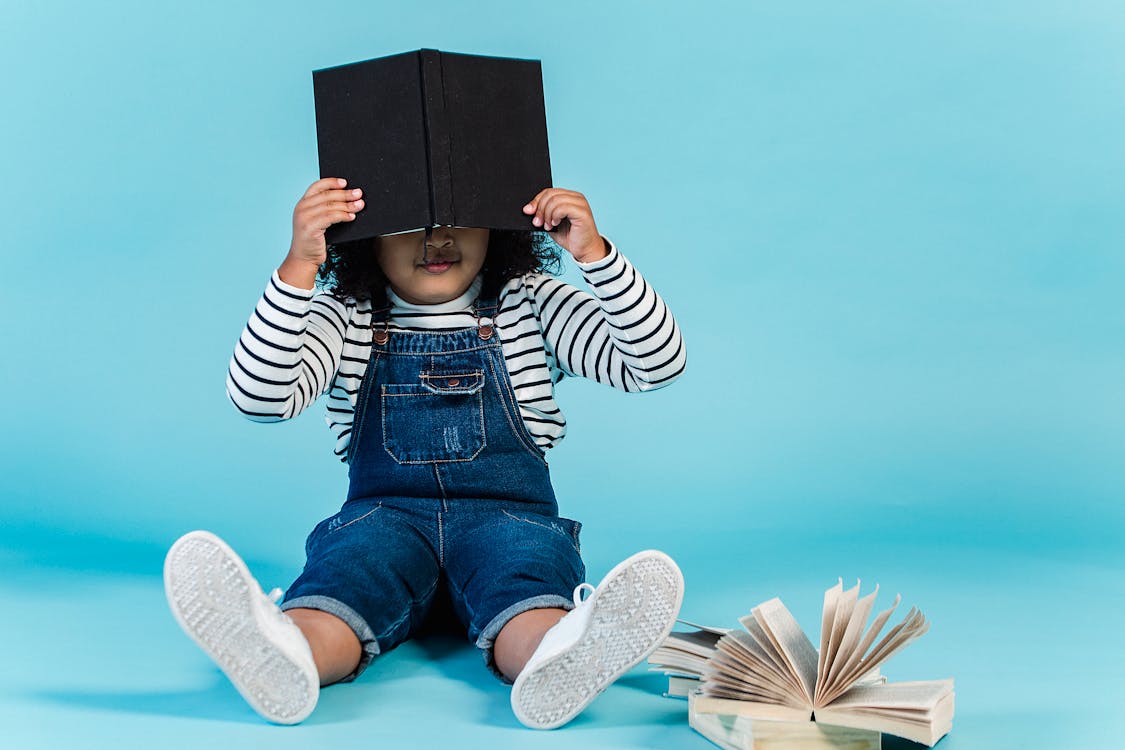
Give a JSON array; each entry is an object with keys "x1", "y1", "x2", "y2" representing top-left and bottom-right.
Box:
[
  {"x1": 572, "y1": 582, "x2": 596, "y2": 607},
  {"x1": 262, "y1": 586, "x2": 295, "y2": 626}
]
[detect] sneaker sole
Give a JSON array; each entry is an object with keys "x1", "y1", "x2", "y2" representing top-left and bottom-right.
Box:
[
  {"x1": 510, "y1": 549, "x2": 685, "y2": 729},
  {"x1": 164, "y1": 530, "x2": 318, "y2": 724}
]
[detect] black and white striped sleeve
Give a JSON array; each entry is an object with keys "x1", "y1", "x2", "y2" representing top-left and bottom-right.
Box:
[
  {"x1": 532, "y1": 241, "x2": 686, "y2": 392},
  {"x1": 225, "y1": 271, "x2": 348, "y2": 421}
]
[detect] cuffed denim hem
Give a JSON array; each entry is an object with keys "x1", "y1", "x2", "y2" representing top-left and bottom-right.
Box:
[
  {"x1": 282, "y1": 594, "x2": 381, "y2": 682},
  {"x1": 475, "y1": 593, "x2": 575, "y2": 683}
]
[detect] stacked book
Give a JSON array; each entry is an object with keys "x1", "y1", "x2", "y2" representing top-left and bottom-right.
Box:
[{"x1": 649, "y1": 580, "x2": 954, "y2": 749}]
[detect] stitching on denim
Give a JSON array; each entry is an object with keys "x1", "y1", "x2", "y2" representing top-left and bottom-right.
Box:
[
  {"x1": 498, "y1": 510, "x2": 582, "y2": 556},
  {"x1": 377, "y1": 343, "x2": 492, "y2": 355},
  {"x1": 419, "y1": 371, "x2": 482, "y2": 381},
  {"x1": 490, "y1": 345, "x2": 547, "y2": 460},
  {"x1": 485, "y1": 352, "x2": 548, "y2": 465},
  {"x1": 417, "y1": 370, "x2": 485, "y2": 395},
  {"x1": 280, "y1": 595, "x2": 379, "y2": 652},
  {"x1": 381, "y1": 389, "x2": 487, "y2": 465},
  {"x1": 437, "y1": 509, "x2": 445, "y2": 566},
  {"x1": 332, "y1": 503, "x2": 382, "y2": 533},
  {"x1": 500, "y1": 509, "x2": 564, "y2": 536},
  {"x1": 433, "y1": 464, "x2": 448, "y2": 502},
  {"x1": 446, "y1": 572, "x2": 475, "y2": 621},
  {"x1": 348, "y1": 350, "x2": 381, "y2": 464},
  {"x1": 378, "y1": 574, "x2": 441, "y2": 646}
]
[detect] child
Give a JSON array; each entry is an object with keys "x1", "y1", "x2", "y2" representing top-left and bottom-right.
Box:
[{"x1": 164, "y1": 179, "x2": 687, "y2": 728}]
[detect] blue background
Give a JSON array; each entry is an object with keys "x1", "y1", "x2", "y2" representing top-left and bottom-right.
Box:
[{"x1": 2, "y1": 1, "x2": 1122, "y2": 748}]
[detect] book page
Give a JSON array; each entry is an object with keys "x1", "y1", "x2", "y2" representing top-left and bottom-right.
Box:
[
  {"x1": 815, "y1": 683, "x2": 954, "y2": 747},
  {"x1": 665, "y1": 675, "x2": 698, "y2": 698},
  {"x1": 817, "y1": 584, "x2": 880, "y2": 704},
  {"x1": 701, "y1": 670, "x2": 794, "y2": 704},
  {"x1": 703, "y1": 632, "x2": 803, "y2": 703},
  {"x1": 750, "y1": 598, "x2": 819, "y2": 705},
  {"x1": 737, "y1": 618, "x2": 795, "y2": 681},
  {"x1": 839, "y1": 607, "x2": 929, "y2": 691},
  {"x1": 819, "y1": 606, "x2": 931, "y2": 706},
  {"x1": 817, "y1": 580, "x2": 857, "y2": 699},
  {"x1": 676, "y1": 618, "x2": 732, "y2": 636},
  {"x1": 650, "y1": 627, "x2": 727, "y2": 678},
  {"x1": 824, "y1": 593, "x2": 900, "y2": 698},
  {"x1": 669, "y1": 629, "x2": 727, "y2": 655},
  {"x1": 814, "y1": 707, "x2": 951, "y2": 747},
  {"x1": 648, "y1": 650, "x2": 711, "y2": 676},
  {"x1": 816, "y1": 580, "x2": 843, "y2": 692},
  {"x1": 692, "y1": 694, "x2": 814, "y2": 723},
  {"x1": 828, "y1": 679, "x2": 953, "y2": 710}
]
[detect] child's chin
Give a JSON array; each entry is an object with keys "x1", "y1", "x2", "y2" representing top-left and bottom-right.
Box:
[{"x1": 410, "y1": 278, "x2": 472, "y2": 304}]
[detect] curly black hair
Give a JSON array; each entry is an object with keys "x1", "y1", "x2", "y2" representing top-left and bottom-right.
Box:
[{"x1": 317, "y1": 230, "x2": 561, "y2": 306}]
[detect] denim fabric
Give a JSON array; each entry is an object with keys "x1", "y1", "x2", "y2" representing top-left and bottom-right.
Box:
[{"x1": 282, "y1": 301, "x2": 585, "y2": 681}]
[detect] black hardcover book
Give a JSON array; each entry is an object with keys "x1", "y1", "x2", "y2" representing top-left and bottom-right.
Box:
[{"x1": 313, "y1": 49, "x2": 553, "y2": 244}]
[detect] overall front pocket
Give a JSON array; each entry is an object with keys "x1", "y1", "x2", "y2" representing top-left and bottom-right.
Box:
[{"x1": 381, "y1": 371, "x2": 486, "y2": 464}]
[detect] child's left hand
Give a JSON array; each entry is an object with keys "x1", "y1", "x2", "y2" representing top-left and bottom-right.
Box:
[{"x1": 523, "y1": 188, "x2": 608, "y2": 264}]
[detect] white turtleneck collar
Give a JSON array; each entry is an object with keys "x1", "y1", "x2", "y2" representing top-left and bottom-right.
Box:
[{"x1": 385, "y1": 276, "x2": 484, "y2": 327}]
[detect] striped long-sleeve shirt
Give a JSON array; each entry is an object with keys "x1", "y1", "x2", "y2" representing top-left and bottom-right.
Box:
[{"x1": 226, "y1": 241, "x2": 686, "y2": 461}]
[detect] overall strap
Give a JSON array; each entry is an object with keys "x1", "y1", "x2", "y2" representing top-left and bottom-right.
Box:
[
  {"x1": 370, "y1": 302, "x2": 392, "y2": 345},
  {"x1": 474, "y1": 298, "x2": 500, "y2": 319},
  {"x1": 369, "y1": 297, "x2": 498, "y2": 345},
  {"x1": 474, "y1": 298, "x2": 499, "y2": 341}
]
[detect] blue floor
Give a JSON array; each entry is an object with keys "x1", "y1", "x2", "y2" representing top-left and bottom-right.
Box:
[
  {"x1": 4, "y1": 4, "x2": 1124, "y2": 748},
  {"x1": 3, "y1": 526, "x2": 1121, "y2": 749}
]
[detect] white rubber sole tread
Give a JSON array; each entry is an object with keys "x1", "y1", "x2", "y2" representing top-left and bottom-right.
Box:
[
  {"x1": 510, "y1": 549, "x2": 685, "y2": 729},
  {"x1": 164, "y1": 530, "x2": 318, "y2": 725}
]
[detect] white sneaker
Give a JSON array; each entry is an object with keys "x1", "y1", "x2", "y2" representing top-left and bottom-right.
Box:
[
  {"x1": 510, "y1": 549, "x2": 685, "y2": 729},
  {"x1": 164, "y1": 530, "x2": 319, "y2": 725}
]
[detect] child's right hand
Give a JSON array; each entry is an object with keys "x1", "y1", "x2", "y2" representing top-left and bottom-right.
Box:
[{"x1": 280, "y1": 178, "x2": 364, "y2": 289}]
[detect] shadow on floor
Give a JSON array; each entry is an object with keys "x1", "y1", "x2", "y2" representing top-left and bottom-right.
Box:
[
  {"x1": 33, "y1": 677, "x2": 266, "y2": 725},
  {"x1": 0, "y1": 519, "x2": 297, "y2": 590}
]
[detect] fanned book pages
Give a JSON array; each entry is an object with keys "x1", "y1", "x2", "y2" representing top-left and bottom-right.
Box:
[
  {"x1": 647, "y1": 620, "x2": 729, "y2": 696},
  {"x1": 664, "y1": 581, "x2": 955, "y2": 748}
]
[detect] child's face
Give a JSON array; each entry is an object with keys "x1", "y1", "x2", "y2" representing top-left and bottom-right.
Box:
[{"x1": 376, "y1": 226, "x2": 489, "y2": 305}]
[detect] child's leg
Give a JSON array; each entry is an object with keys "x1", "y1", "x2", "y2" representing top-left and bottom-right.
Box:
[
  {"x1": 282, "y1": 498, "x2": 443, "y2": 680},
  {"x1": 508, "y1": 550, "x2": 684, "y2": 729},
  {"x1": 164, "y1": 530, "x2": 321, "y2": 725},
  {"x1": 285, "y1": 608, "x2": 362, "y2": 686},
  {"x1": 492, "y1": 607, "x2": 568, "y2": 681},
  {"x1": 445, "y1": 507, "x2": 682, "y2": 726}
]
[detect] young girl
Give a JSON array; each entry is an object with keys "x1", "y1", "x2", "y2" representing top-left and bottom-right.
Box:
[{"x1": 164, "y1": 179, "x2": 687, "y2": 728}]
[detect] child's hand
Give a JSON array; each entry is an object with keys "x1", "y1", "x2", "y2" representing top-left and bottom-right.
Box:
[
  {"x1": 523, "y1": 189, "x2": 608, "y2": 264},
  {"x1": 280, "y1": 178, "x2": 364, "y2": 289}
]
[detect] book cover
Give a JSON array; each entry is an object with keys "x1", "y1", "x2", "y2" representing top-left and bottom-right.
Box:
[{"x1": 313, "y1": 49, "x2": 553, "y2": 243}]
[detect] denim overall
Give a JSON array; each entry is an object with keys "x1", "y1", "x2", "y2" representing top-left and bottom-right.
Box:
[{"x1": 282, "y1": 299, "x2": 585, "y2": 680}]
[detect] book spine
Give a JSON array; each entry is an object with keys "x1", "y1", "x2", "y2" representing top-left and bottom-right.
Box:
[{"x1": 419, "y1": 49, "x2": 454, "y2": 227}]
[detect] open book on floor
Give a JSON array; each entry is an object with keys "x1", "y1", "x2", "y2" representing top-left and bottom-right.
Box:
[
  {"x1": 652, "y1": 581, "x2": 954, "y2": 748},
  {"x1": 648, "y1": 620, "x2": 728, "y2": 697}
]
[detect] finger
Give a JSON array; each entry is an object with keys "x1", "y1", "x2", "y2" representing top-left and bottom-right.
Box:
[
  {"x1": 544, "y1": 197, "x2": 581, "y2": 229},
  {"x1": 302, "y1": 206, "x2": 358, "y2": 231},
  {"x1": 297, "y1": 200, "x2": 364, "y2": 228},
  {"x1": 533, "y1": 192, "x2": 564, "y2": 227},
  {"x1": 303, "y1": 188, "x2": 363, "y2": 209},
  {"x1": 537, "y1": 190, "x2": 586, "y2": 219},
  {"x1": 524, "y1": 187, "x2": 580, "y2": 217},
  {"x1": 303, "y1": 177, "x2": 350, "y2": 199},
  {"x1": 540, "y1": 196, "x2": 589, "y2": 230}
]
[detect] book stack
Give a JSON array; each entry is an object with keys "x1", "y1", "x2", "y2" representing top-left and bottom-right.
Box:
[{"x1": 649, "y1": 581, "x2": 954, "y2": 749}]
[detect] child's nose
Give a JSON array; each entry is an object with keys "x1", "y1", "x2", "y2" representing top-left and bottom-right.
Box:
[{"x1": 427, "y1": 227, "x2": 455, "y2": 247}]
